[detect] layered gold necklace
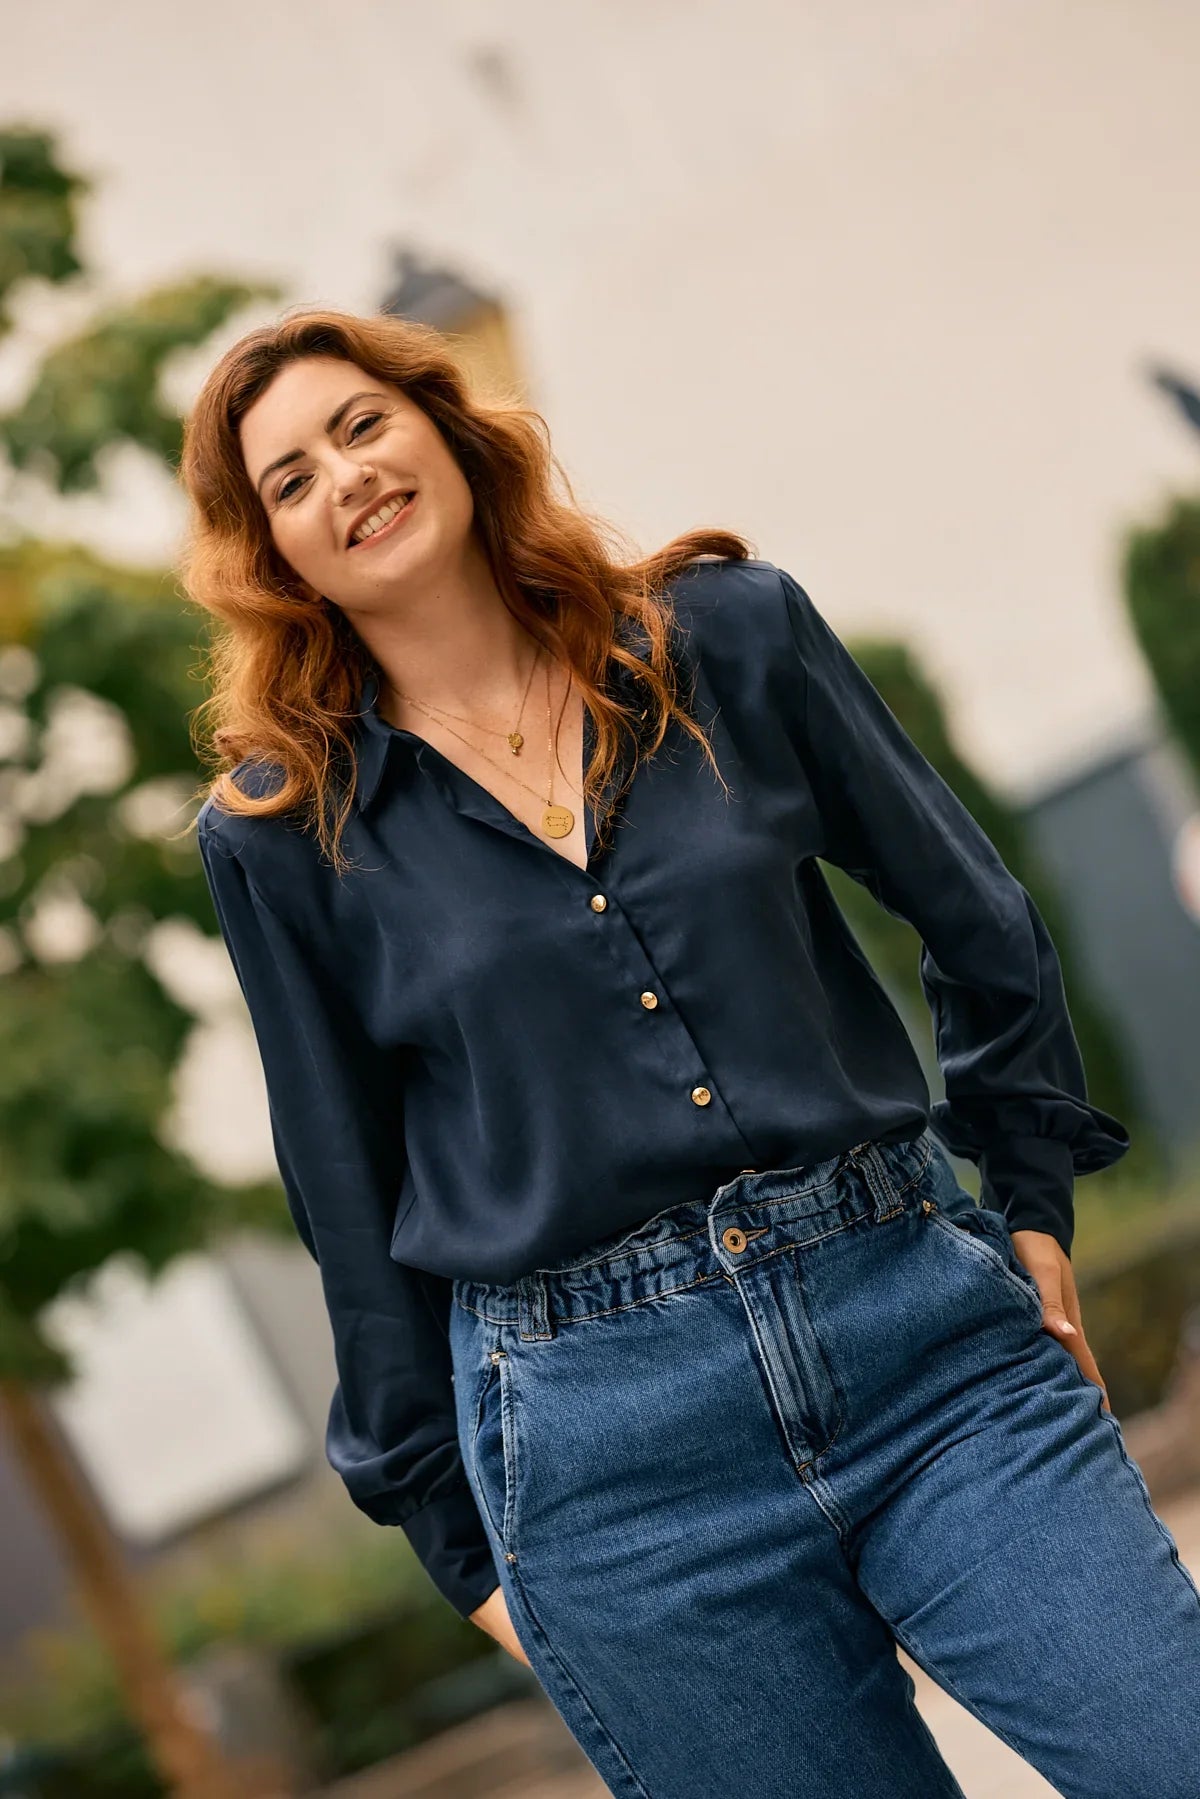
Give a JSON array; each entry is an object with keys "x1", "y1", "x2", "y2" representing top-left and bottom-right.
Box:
[{"x1": 388, "y1": 644, "x2": 577, "y2": 840}]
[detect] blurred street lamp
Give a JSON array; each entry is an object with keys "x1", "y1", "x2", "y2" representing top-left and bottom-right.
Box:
[
  {"x1": 1148, "y1": 364, "x2": 1200, "y2": 439},
  {"x1": 379, "y1": 246, "x2": 527, "y2": 403}
]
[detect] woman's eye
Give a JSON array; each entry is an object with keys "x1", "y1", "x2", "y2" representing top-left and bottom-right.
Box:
[{"x1": 275, "y1": 414, "x2": 382, "y2": 504}]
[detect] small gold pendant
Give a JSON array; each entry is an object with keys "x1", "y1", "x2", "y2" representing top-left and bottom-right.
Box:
[
  {"x1": 508, "y1": 732, "x2": 524, "y2": 754},
  {"x1": 542, "y1": 804, "x2": 574, "y2": 839}
]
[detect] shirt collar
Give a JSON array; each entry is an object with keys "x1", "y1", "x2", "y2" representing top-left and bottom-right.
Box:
[
  {"x1": 351, "y1": 666, "x2": 401, "y2": 813},
  {"x1": 350, "y1": 611, "x2": 657, "y2": 816}
]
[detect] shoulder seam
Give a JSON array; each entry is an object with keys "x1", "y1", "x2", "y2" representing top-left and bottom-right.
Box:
[
  {"x1": 773, "y1": 565, "x2": 815, "y2": 740},
  {"x1": 195, "y1": 791, "x2": 243, "y2": 861}
]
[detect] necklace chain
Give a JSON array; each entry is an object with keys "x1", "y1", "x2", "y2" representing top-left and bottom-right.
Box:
[
  {"x1": 390, "y1": 641, "x2": 540, "y2": 756},
  {"x1": 386, "y1": 648, "x2": 577, "y2": 841}
]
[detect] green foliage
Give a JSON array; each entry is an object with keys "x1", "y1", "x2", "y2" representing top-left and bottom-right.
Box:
[
  {"x1": 0, "y1": 551, "x2": 296, "y2": 1377},
  {"x1": 0, "y1": 1526, "x2": 437, "y2": 1747},
  {"x1": 281, "y1": 1603, "x2": 513, "y2": 1777},
  {"x1": 826, "y1": 637, "x2": 1145, "y2": 1161},
  {"x1": 0, "y1": 275, "x2": 281, "y2": 492},
  {"x1": 1123, "y1": 493, "x2": 1200, "y2": 786},
  {"x1": 0, "y1": 128, "x2": 91, "y2": 339},
  {"x1": 0, "y1": 1729, "x2": 160, "y2": 1799},
  {"x1": 0, "y1": 165, "x2": 292, "y2": 1372}
]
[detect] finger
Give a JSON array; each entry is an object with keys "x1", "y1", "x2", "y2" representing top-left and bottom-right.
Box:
[
  {"x1": 1076, "y1": 1340, "x2": 1112, "y2": 1413},
  {"x1": 1059, "y1": 1281, "x2": 1111, "y2": 1409},
  {"x1": 1055, "y1": 1329, "x2": 1112, "y2": 1412},
  {"x1": 1039, "y1": 1299, "x2": 1078, "y2": 1341}
]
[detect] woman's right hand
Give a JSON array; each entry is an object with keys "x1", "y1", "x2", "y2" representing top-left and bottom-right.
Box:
[{"x1": 469, "y1": 1583, "x2": 532, "y2": 1665}]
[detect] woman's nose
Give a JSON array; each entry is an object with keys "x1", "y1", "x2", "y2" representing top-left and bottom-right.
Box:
[{"x1": 331, "y1": 454, "x2": 376, "y2": 505}]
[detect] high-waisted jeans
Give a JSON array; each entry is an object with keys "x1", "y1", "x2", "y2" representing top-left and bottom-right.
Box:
[{"x1": 448, "y1": 1130, "x2": 1200, "y2": 1798}]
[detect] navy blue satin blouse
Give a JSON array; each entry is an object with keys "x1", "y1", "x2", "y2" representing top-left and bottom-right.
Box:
[{"x1": 196, "y1": 556, "x2": 1129, "y2": 1618}]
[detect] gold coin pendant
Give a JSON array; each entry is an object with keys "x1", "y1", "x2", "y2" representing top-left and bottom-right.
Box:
[{"x1": 542, "y1": 804, "x2": 575, "y2": 839}]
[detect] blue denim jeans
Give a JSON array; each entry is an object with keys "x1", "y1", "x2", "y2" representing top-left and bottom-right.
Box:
[{"x1": 449, "y1": 1131, "x2": 1200, "y2": 1798}]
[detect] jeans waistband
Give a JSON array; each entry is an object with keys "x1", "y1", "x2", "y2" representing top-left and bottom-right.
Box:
[{"x1": 452, "y1": 1129, "x2": 936, "y2": 1342}]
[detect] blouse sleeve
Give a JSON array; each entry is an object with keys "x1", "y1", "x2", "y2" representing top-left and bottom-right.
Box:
[
  {"x1": 196, "y1": 805, "x2": 500, "y2": 1620},
  {"x1": 777, "y1": 566, "x2": 1130, "y2": 1256}
]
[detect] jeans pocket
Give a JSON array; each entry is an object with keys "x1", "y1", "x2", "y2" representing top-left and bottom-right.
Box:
[
  {"x1": 469, "y1": 1346, "x2": 520, "y2": 1559},
  {"x1": 929, "y1": 1203, "x2": 1046, "y2": 1325}
]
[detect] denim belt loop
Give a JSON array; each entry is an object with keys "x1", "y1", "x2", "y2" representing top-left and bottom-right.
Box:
[
  {"x1": 848, "y1": 1139, "x2": 905, "y2": 1224},
  {"x1": 517, "y1": 1270, "x2": 556, "y2": 1341}
]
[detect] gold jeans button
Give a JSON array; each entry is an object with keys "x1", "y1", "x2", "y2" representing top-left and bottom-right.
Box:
[{"x1": 721, "y1": 1226, "x2": 749, "y2": 1253}]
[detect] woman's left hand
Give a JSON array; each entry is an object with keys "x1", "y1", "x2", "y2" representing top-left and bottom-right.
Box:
[{"x1": 1010, "y1": 1228, "x2": 1110, "y2": 1412}]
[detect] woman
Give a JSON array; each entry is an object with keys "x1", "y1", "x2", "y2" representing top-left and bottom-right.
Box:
[{"x1": 181, "y1": 306, "x2": 1200, "y2": 1798}]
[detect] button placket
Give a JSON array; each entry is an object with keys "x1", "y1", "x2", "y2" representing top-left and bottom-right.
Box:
[{"x1": 581, "y1": 885, "x2": 724, "y2": 1120}]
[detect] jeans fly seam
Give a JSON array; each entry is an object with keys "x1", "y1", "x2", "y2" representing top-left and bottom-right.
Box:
[
  {"x1": 729, "y1": 1247, "x2": 846, "y2": 1473},
  {"x1": 788, "y1": 1249, "x2": 850, "y2": 1473}
]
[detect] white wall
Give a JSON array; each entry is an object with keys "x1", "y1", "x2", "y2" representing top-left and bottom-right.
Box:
[{"x1": 4, "y1": 0, "x2": 1199, "y2": 798}]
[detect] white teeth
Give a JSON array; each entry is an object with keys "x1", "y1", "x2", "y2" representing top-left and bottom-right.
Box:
[{"x1": 352, "y1": 494, "x2": 411, "y2": 544}]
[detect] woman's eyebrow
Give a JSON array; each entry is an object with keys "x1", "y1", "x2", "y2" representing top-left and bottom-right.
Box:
[{"x1": 254, "y1": 390, "x2": 388, "y2": 495}]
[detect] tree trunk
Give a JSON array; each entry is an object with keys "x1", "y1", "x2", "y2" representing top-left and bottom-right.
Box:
[{"x1": 0, "y1": 1377, "x2": 267, "y2": 1798}]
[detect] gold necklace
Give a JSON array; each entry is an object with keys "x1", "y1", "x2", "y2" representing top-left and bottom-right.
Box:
[
  {"x1": 390, "y1": 653, "x2": 577, "y2": 840},
  {"x1": 390, "y1": 642, "x2": 539, "y2": 755}
]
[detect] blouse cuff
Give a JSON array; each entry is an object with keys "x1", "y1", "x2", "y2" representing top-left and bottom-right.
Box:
[
  {"x1": 979, "y1": 1135, "x2": 1077, "y2": 1256},
  {"x1": 400, "y1": 1482, "x2": 502, "y2": 1620}
]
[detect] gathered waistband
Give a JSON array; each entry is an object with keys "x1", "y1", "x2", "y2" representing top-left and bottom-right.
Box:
[{"x1": 452, "y1": 1129, "x2": 937, "y2": 1341}]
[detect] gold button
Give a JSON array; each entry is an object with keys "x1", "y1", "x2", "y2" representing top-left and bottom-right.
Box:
[
  {"x1": 590, "y1": 894, "x2": 607, "y2": 912},
  {"x1": 722, "y1": 1226, "x2": 749, "y2": 1253},
  {"x1": 691, "y1": 1086, "x2": 711, "y2": 1106},
  {"x1": 640, "y1": 991, "x2": 658, "y2": 1010}
]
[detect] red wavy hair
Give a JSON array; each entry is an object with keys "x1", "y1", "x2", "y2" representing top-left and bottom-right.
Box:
[{"x1": 178, "y1": 306, "x2": 753, "y2": 874}]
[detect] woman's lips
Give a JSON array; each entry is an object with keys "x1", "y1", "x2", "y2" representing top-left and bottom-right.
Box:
[{"x1": 347, "y1": 491, "x2": 418, "y2": 551}]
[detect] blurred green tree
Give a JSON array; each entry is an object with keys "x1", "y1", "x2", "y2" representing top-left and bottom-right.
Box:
[
  {"x1": 0, "y1": 126, "x2": 90, "y2": 337},
  {"x1": 0, "y1": 124, "x2": 287, "y2": 1798},
  {"x1": 1122, "y1": 493, "x2": 1200, "y2": 786}
]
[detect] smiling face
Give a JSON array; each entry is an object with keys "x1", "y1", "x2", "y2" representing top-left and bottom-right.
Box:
[{"x1": 238, "y1": 354, "x2": 477, "y2": 615}]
